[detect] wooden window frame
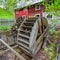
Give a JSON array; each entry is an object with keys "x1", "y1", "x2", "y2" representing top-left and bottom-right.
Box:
[{"x1": 35, "y1": 5, "x2": 40, "y2": 10}]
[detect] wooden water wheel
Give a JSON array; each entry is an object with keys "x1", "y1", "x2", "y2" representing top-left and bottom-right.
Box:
[
  {"x1": 0, "y1": 17, "x2": 48, "y2": 60},
  {"x1": 17, "y1": 17, "x2": 48, "y2": 57}
]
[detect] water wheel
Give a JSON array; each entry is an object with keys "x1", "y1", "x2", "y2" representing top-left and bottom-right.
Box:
[{"x1": 17, "y1": 17, "x2": 48, "y2": 57}]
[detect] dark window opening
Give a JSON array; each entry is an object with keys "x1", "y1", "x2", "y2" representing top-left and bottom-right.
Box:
[
  {"x1": 35, "y1": 14, "x2": 40, "y2": 18},
  {"x1": 22, "y1": 16, "x2": 26, "y2": 19}
]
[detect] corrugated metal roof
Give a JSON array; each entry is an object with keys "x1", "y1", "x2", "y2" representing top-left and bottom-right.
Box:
[{"x1": 15, "y1": 0, "x2": 43, "y2": 10}]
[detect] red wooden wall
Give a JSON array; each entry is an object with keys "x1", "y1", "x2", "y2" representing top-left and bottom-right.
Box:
[
  {"x1": 28, "y1": 5, "x2": 45, "y2": 16},
  {"x1": 14, "y1": 5, "x2": 45, "y2": 19},
  {"x1": 15, "y1": 9, "x2": 28, "y2": 19}
]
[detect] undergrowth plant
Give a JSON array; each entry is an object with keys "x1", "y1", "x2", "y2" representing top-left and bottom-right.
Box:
[
  {"x1": 0, "y1": 25, "x2": 12, "y2": 31},
  {"x1": 45, "y1": 18, "x2": 60, "y2": 60},
  {"x1": 45, "y1": 43, "x2": 56, "y2": 60}
]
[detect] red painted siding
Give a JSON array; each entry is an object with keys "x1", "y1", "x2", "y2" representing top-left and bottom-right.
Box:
[
  {"x1": 28, "y1": 5, "x2": 45, "y2": 17},
  {"x1": 14, "y1": 5, "x2": 45, "y2": 19},
  {"x1": 15, "y1": 9, "x2": 28, "y2": 19}
]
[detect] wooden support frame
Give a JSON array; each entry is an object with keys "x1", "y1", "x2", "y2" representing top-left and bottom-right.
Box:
[{"x1": 34, "y1": 26, "x2": 49, "y2": 55}]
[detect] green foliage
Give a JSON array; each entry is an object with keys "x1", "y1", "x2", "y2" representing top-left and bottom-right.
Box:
[
  {"x1": 44, "y1": 0, "x2": 60, "y2": 15},
  {"x1": 45, "y1": 43, "x2": 56, "y2": 60},
  {"x1": 49, "y1": 29, "x2": 56, "y2": 35},
  {"x1": 0, "y1": 0, "x2": 17, "y2": 11},
  {"x1": 0, "y1": 25, "x2": 11, "y2": 31},
  {"x1": 4, "y1": 0, "x2": 17, "y2": 11},
  {"x1": 0, "y1": 8, "x2": 14, "y2": 19},
  {"x1": 0, "y1": 0, "x2": 2, "y2": 5},
  {"x1": 0, "y1": 0, "x2": 17, "y2": 19}
]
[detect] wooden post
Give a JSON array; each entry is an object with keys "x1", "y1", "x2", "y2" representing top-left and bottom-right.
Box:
[
  {"x1": 38, "y1": 17, "x2": 42, "y2": 34},
  {"x1": 0, "y1": 39, "x2": 26, "y2": 60}
]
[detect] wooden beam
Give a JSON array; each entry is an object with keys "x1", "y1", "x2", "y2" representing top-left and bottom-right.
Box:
[
  {"x1": 0, "y1": 39, "x2": 26, "y2": 60},
  {"x1": 0, "y1": 45, "x2": 18, "y2": 55}
]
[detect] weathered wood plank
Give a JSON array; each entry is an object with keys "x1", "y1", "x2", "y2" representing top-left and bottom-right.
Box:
[{"x1": 0, "y1": 45, "x2": 18, "y2": 55}]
